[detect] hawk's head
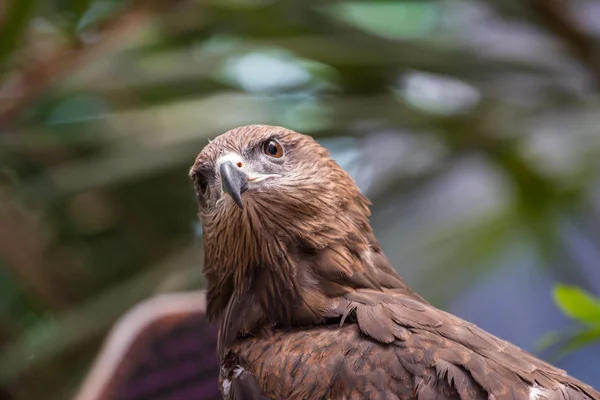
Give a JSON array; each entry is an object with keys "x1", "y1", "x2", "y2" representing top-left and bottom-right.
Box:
[
  {"x1": 190, "y1": 124, "x2": 361, "y2": 218},
  {"x1": 190, "y1": 125, "x2": 411, "y2": 349}
]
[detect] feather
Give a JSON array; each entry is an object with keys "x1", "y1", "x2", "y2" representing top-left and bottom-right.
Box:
[{"x1": 190, "y1": 125, "x2": 600, "y2": 400}]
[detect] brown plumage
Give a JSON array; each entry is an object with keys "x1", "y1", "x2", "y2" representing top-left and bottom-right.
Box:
[{"x1": 189, "y1": 125, "x2": 600, "y2": 400}]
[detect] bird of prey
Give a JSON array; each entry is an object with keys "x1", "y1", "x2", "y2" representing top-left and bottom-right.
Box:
[{"x1": 189, "y1": 125, "x2": 600, "y2": 400}]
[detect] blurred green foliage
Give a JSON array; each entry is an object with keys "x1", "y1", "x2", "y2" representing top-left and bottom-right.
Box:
[
  {"x1": 555, "y1": 284, "x2": 600, "y2": 324},
  {"x1": 0, "y1": 0, "x2": 600, "y2": 398},
  {"x1": 540, "y1": 285, "x2": 600, "y2": 360}
]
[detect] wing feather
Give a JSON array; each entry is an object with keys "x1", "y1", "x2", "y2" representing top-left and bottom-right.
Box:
[{"x1": 226, "y1": 290, "x2": 600, "y2": 400}]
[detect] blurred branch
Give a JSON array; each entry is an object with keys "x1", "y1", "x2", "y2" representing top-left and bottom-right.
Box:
[
  {"x1": 0, "y1": 5, "x2": 153, "y2": 128},
  {"x1": 22, "y1": 137, "x2": 209, "y2": 202},
  {"x1": 527, "y1": 0, "x2": 600, "y2": 88},
  {"x1": 246, "y1": 34, "x2": 558, "y2": 79}
]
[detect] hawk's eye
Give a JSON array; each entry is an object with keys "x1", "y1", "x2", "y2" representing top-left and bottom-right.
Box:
[
  {"x1": 191, "y1": 167, "x2": 212, "y2": 197},
  {"x1": 263, "y1": 140, "x2": 283, "y2": 158}
]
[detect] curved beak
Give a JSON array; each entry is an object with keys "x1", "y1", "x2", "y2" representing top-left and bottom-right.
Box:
[{"x1": 220, "y1": 161, "x2": 248, "y2": 209}]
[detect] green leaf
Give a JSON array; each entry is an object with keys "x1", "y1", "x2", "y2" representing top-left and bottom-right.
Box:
[
  {"x1": 535, "y1": 327, "x2": 600, "y2": 361},
  {"x1": 321, "y1": 1, "x2": 438, "y2": 40},
  {"x1": 553, "y1": 284, "x2": 600, "y2": 325},
  {"x1": 76, "y1": 0, "x2": 125, "y2": 33},
  {"x1": 0, "y1": 0, "x2": 36, "y2": 67}
]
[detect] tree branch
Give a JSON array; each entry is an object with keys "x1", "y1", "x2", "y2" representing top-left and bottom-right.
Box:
[
  {"x1": 527, "y1": 0, "x2": 600, "y2": 89},
  {"x1": 0, "y1": 6, "x2": 153, "y2": 128}
]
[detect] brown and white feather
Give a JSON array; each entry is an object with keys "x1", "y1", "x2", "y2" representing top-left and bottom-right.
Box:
[{"x1": 190, "y1": 125, "x2": 600, "y2": 400}]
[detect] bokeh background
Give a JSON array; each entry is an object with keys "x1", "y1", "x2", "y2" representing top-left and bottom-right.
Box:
[{"x1": 1, "y1": 0, "x2": 600, "y2": 398}]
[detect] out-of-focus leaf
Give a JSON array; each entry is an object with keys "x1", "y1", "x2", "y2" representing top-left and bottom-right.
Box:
[
  {"x1": 537, "y1": 327, "x2": 600, "y2": 361},
  {"x1": 553, "y1": 284, "x2": 600, "y2": 325},
  {"x1": 68, "y1": 0, "x2": 94, "y2": 18},
  {"x1": 556, "y1": 327, "x2": 600, "y2": 359},
  {"x1": 45, "y1": 95, "x2": 109, "y2": 126},
  {"x1": 22, "y1": 140, "x2": 205, "y2": 202},
  {"x1": 51, "y1": 0, "x2": 93, "y2": 36},
  {"x1": 396, "y1": 71, "x2": 481, "y2": 116},
  {"x1": 126, "y1": 79, "x2": 234, "y2": 106},
  {"x1": 275, "y1": 96, "x2": 332, "y2": 132},
  {"x1": 0, "y1": 0, "x2": 36, "y2": 67},
  {"x1": 218, "y1": 51, "x2": 313, "y2": 93},
  {"x1": 321, "y1": 1, "x2": 438, "y2": 40},
  {"x1": 76, "y1": 0, "x2": 126, "y2": 33}
]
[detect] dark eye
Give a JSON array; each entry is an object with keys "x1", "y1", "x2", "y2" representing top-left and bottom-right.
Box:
[
  {"x1": 191, "y1": 167, "x2": 211, "y2": 197},
  {"x1": 193, "y1": 177, "x2": 208, "y2": 200},
  {"x1": 263, "y1": 139, "x2": 283, "y2": 158}
]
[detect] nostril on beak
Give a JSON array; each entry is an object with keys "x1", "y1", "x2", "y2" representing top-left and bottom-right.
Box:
[{"x1": 220, "y1": 160, "x2": 248, "y2": 209}]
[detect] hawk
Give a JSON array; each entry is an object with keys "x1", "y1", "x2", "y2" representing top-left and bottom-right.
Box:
[{"x1": 189, "y1": 125, "x2": 600, "y2": 400}]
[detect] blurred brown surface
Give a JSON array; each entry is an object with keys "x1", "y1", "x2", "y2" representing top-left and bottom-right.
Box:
[{"x1": 75, "y1": 291, "x2": 220, "y2": 400}]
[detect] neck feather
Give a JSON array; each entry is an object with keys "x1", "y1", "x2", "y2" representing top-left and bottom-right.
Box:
[{"x1": 203, "y1": 188, "x2": 418, "y2": 353}]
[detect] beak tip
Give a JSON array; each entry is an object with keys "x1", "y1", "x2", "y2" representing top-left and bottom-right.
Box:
[{"x1": 232, "y1": 196, "x2": 244, "y2": 210}]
